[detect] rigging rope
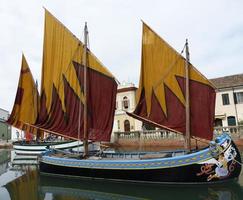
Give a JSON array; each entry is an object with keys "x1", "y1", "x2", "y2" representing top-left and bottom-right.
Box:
[{"x1": 233, "y1": 158, "x2": 243, "y2": 166}]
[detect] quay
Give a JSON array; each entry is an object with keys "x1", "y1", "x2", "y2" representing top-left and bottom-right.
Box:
[
  {"x1": 112, "y1": 126, "x2": 243, "y2": 149},
  {"x1": 1, "y1": 126, "x2": 243, "y2": 150}
]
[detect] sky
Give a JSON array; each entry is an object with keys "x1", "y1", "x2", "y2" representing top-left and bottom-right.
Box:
[{"x1": 1, "y1": 0, "x2": 243, "y2": 112}]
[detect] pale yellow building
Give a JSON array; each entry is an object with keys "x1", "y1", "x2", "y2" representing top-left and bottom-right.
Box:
[
  {"x1": 112, "y1": 82, "x2": 142, "y2": 135},
  {"x1": 210, "y1": 74, "x2": 243, "y2": 127}
]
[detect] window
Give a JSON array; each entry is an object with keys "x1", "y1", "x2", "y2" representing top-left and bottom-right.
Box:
[
  {"x1": 227, "y1": 116, "x2": 236, "y2": 126},
  {"x1": 222, "y1": 93, "x2": 230, "y2": 105},
  {"x1": 214, "y1": 118, "x2": 223, "y2": 127},
  {"x1": 117, "y1": 120, "x2": 120, "y2": 130},
  {"x1": 124, "y1": 120, "x2": 130, "y2": 132},
  {"x1": 123, "y1": 96, "x2": 129, "y2": 109},
  {"x1": 233, "y1": 92, "x2": 243, "y2": 104},
  {"x1": 142, "y1": 122, "x2": 155, "y2": 130},
  {"x1": 115, "y1": 101, "x2": 118, "y2": 110}
]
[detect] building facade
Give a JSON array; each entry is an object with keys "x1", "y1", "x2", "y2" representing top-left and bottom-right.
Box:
[
  {"x1": 210, "y1": 74, "x2": 243, "y2": 127},
  {"x1": 0, "y1": 108, "x2": 11, "y2": 141},
  {"x1": 112, "y1": 83, "x2": 142, "y2": 135},
  {"x1": 113, "y1": 73, "x2": 243, "y2": 137}
]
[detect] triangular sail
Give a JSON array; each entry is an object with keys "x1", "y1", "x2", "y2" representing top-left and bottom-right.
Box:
[
  {"x1": 129, "y1": 23, "x2": 216, "y2": 140},
  {"x1": 7, "y1": 54, "x2": 39, "y2": 135},
  {"x1": 36, "y1": 10, "x2": 117, "y2": 141}
]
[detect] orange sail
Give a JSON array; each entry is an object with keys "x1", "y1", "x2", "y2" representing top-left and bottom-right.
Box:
[
  {"x1": 7, "y1": 54, "x2": 39, "y2": 135},
  {"x1": 35, "y1": 10, "x2": 117, "y2": 141},
  {"x1": 129, "y1": 23, "x2": 216, "y2": 140}
]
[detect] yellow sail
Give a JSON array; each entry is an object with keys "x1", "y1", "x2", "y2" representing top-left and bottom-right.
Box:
[
  {"x1": 131, "y1": 23, "x2": 216, "y2": 140},
  {"x1": 137, "y1": 23, "x2": 214, "y2": 117},
  {"x1": 37, "y1": 9, "x2": 117, "y2": 141},
  {"x1": 41, "y1": 9, "x2": 115, "y2": 113},
  {"x1": 7, "y1": 54, "x2": 39, "y2": 134}
]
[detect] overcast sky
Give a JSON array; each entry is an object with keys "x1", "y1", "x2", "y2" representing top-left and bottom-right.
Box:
[{"x1": 1, "y1": 0, "x2": 243, "y2": 112}]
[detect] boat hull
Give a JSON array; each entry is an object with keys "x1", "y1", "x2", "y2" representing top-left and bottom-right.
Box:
[
  {"x1": 13, "y1": 140, "x2": 83, "y2": 155},
  {"x1": 39, "y1": 134, "x2": 242, "y2": 184}
]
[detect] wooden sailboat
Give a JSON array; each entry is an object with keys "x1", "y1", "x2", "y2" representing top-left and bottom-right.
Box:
[
  {"x1": 7, "y1": 55, "x2": 89, "y2": 155},
  {"x1": 37, "y1": 12, "x2": 242, "y2": 183}
]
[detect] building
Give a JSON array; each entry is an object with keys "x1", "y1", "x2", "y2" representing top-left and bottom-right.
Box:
[
  {"x1": 112, "y1": 82, "x2": 142, "y2": 134},
  {"x1": 210, "y1": 74, "x2": 243, "y2": 127},
  {"x1": 0, "y1": 108, "x2": 11, "y2": 141},
  {"x1": 113, "y1": 73, "x2": 243, "y2": 135}
]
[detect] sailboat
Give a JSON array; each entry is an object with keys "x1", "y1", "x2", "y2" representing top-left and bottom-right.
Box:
[
  {"x1": 7, "y1": 25, "x2": 98, "y2": 156},
  {"x1": 36, "y1": 10, "x2": 241, "y2": 183}
]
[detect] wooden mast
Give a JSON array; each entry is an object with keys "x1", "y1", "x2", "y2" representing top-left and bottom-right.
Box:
[
  {"x1": 185, "y1": 39, "x2": 191, "y2": 151},
  {"x1": 83, "y1": 22, "x2": 89, "y2": 157}
]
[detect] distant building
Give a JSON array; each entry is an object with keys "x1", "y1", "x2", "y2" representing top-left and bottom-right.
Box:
[
  {"x1": 112, "y1": 82, "x2": 142, "y2": 134},
  {"x1": 0, "y1": 108, "x2": 11, "y2": 141},
  {"x1": 210, "y1": 74, "x2": 243, "y2": 127}
]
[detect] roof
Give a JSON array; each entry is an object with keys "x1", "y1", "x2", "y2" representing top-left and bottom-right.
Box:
[
  {"x1": 117, "y1": 87, "x2": 137, "y2": 93},
  {"x1": 210, "y1": 73, "x2": 243, "y2": 89}
]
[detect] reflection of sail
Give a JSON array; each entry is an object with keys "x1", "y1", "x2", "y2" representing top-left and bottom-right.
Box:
[{"x1": 4, "y1": 170, "x2": 40, "y2": 200}]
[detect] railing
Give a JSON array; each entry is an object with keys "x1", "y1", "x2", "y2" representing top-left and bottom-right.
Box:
[
  {"x1": 214, "y1": 125, "x2": 243, "y2": 139},
  {"x1": 113, "y1": 129, "x2": 184, "y2": 142},
  {"x1": 113, "y1": 126, "x2": 243, "y2": 142}
]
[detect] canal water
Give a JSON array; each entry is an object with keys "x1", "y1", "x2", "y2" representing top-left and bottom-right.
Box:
[{"x1": 0, "y1": 149, "x2": 243, "y2": 200}]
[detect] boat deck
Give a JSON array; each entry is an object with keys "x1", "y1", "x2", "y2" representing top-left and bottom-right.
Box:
[{"x1": 48, "y1": 149, "x2": 188, "y2": 160}]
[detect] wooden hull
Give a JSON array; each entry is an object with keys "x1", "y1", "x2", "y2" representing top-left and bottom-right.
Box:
[{"x1": 39, "y1": 134, "x2": 242, "y2": 184}]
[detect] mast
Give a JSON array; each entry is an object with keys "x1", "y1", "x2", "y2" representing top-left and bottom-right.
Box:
[
  {"x1": 185, "y1": 39, "x2": 191, "y2": 151},
  {"x1": 83, "y1": 22, "x2": 89, "y2": 157}
]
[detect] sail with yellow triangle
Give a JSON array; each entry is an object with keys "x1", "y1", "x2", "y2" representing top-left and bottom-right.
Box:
[
  {"x1": 129, "y1": 23, "x2": 216, "y2": 140},
  {"x1": 35, "y1": 10, "x2": 117, "y2": 141},
  {"x1": 7, "y1": 54, "x2": 40, "y2": 136}
]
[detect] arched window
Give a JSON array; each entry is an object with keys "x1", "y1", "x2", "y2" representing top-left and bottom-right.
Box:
[
  {"x1": 123, "y1": 96, "x2": 129, "y2": 109},
  {"x1": 124, "y1": 120, "x2": 130, "y2": 132},
  {"x1": 227, "y1": 116, "x2": 236, "y2": 126}
]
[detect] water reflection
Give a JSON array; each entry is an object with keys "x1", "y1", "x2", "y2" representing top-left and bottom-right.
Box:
[
  {"x1": 40, "y1": 175, "x2": 243, "y2": 200},
  {"x1": 0, "y1": 150, "x2": 10, "y2": 176},
  {"x1": 2, "y1": 170, "x2": 243, "y2": 200},
  {"x1": 5, "y1": 170, "x2": 39, "y2": 200},
  {"x1": 0, "y1": 150, "x2": 243, "y2": 200}
]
